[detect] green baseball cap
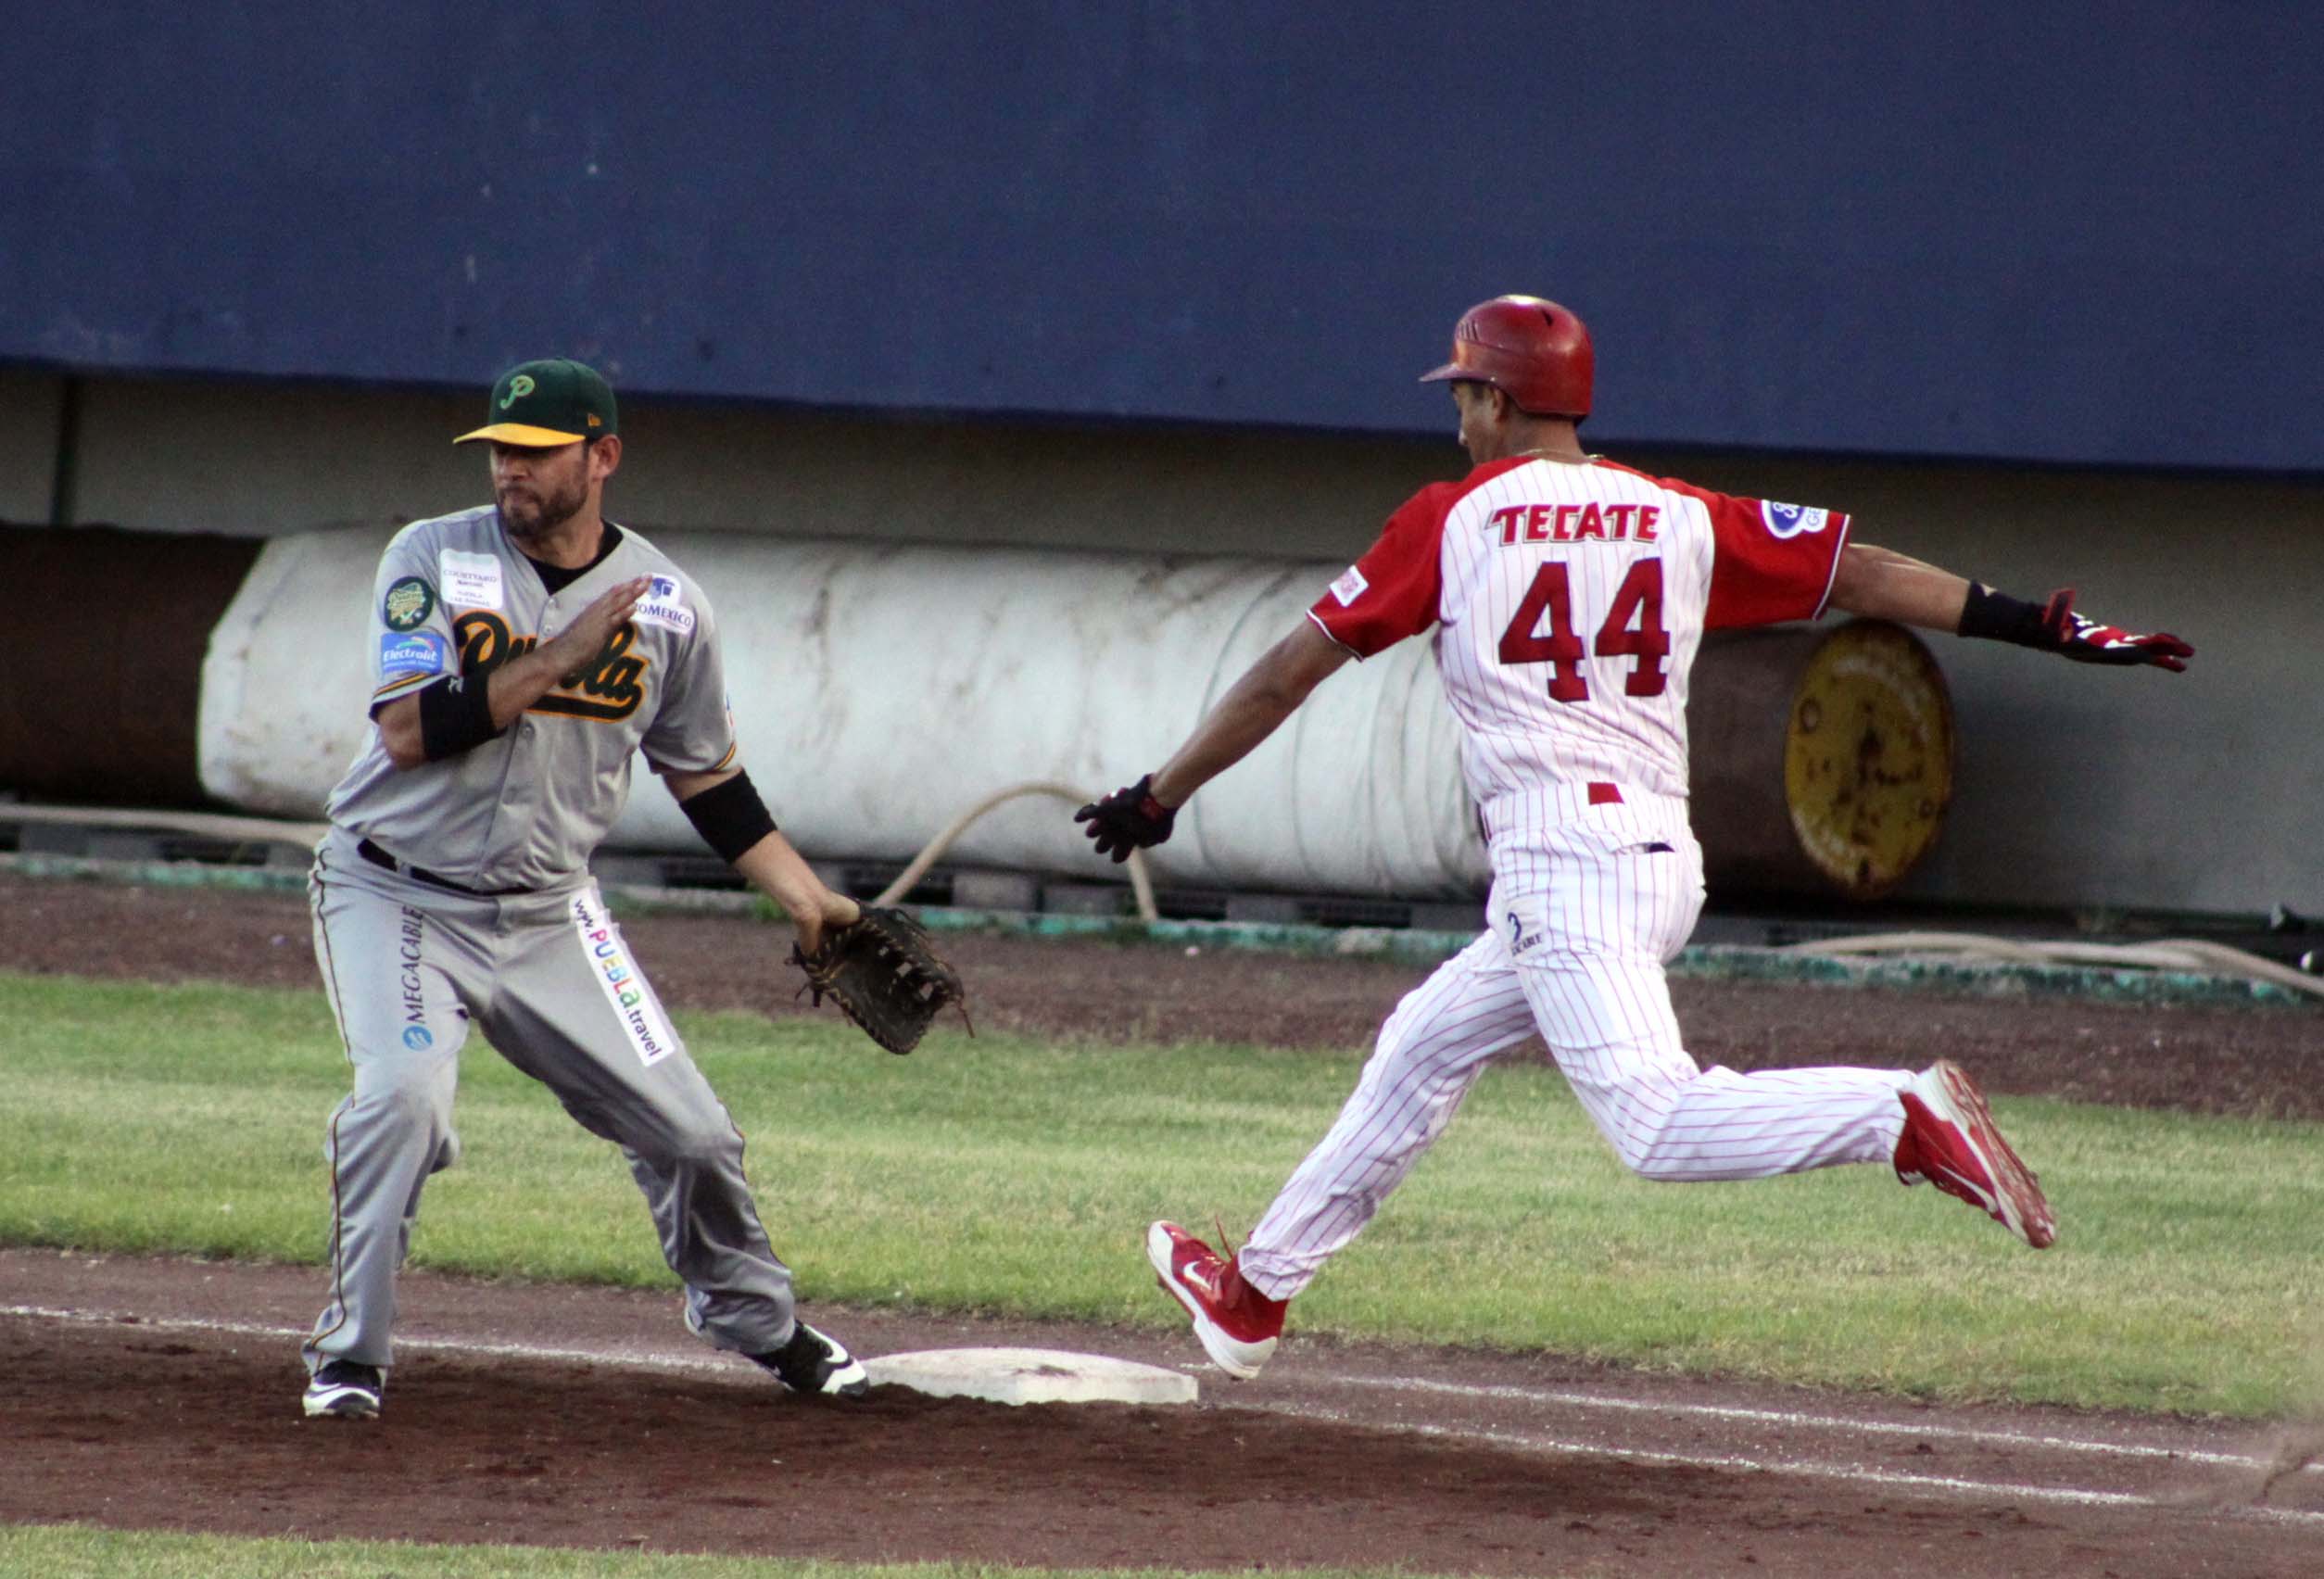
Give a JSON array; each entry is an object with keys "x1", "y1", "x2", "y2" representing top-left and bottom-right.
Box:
[{"x1": 454, "y1": 358, "x2": 618, "y2": 447}]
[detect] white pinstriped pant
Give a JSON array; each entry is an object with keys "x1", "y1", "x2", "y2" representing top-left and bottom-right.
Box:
[{"x1": 1239, "y1": 823, "x2": 1914, "y2": 1300}]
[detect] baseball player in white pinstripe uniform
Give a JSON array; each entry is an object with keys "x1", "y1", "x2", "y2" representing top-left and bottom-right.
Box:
[{"x1": 1077, "y1": 296, "x2": 2192, "y2": 1380}]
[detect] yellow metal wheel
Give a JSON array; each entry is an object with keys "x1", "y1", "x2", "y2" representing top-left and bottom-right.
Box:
[{"x1": 1782, "y1": 622, "x2": 1954, "y2": 898}]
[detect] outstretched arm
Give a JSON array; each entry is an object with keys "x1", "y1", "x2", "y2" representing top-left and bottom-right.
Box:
[
  {"x1": 1153, "y1": 620, "x2": 1353, "y2": 804},
  {"x1": 664, "y1": 764, "x2": 859, "y2": 953},
  {"x1": 1077, "y1": 619, "x2": 1353, "y2": 861},
  {"x1": 1831, "y1": 542, "x2": 2191, "y2": 672},
  {"x1": 1827, "y1": 543, "x2": 1971, "y2": 630}
]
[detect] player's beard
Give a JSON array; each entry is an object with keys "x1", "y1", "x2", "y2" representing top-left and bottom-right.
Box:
[{"x1": 496, "y1": 468, "x2": 590, "y2": 545}]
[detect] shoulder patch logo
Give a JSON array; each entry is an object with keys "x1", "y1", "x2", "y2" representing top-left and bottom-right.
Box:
[
  {"x1": 1330, "y1": 565, "x2": 1370, "y2": 607},
  {"x1": 380, "y1": 629, "x2": 448, "y2": 677},
  {"x1": 634, "y1": 574, "x2": 696, "y2": 635},
  {"x1": 384, "y1": 576, "x2": 436, "y2": 631},
  {"x1": 1760, "y1": 501, "x2": 1831, "y2": 539},
  {"x1": 633, "y1": 602, "x2": 697, "y2": 635}
]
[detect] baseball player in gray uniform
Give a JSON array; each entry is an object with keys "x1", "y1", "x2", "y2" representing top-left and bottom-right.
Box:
[{"x1": 301, "y1": 359, "x2": 869, "y2": 1419}]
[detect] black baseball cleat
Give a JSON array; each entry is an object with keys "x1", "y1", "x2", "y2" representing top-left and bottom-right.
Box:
[
  {"x1": 302, "y1": 1358, "x2": 384, "y2": 1420},
  {"x1": 751, "y1": 1320, "x2": 870, "y2": 1398}
]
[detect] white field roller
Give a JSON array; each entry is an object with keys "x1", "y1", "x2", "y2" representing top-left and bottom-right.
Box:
[{"x1": 195, "y1": 524, "x2": 1952, "y2": 903}]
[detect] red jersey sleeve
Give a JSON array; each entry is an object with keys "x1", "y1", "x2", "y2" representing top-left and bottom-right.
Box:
[
  {"x1": 1674, "y1": 480, "x2": 1852, "y2": 629},
  {"x1": 1307, "y1": 481, "x2": 1458, "y2": 658}
]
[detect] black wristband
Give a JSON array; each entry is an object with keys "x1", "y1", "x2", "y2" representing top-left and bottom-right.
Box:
[
  {"x1": 417, "y1": 675, "x2": 505, "y2": 761},
  {"x1": 679, "y1": 769, "x2": 779, "y2": 865},
  {"x1": 1955, "y1": 583, "x2": 2054, "y2": 649}
]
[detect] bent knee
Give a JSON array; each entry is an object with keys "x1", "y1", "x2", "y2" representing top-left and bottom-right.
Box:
[
  {"x1": 351, "y1": 1073, "x2": 451, "y2": 1131},
  {"x1": 649, "y1": 1118, "x2": 745, "y2": 1175},
  {"x1": 1576, "y1": 1080, "x2": 1703, "y2": 1181}
]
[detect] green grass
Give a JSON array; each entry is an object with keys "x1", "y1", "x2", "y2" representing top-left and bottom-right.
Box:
[
  {"x1": 4, "y1": 971, "x2": 2321, "y2": 1416},
  {"x1": 0, "y1": 1526, "x2": 1467, "y2": 1579}
]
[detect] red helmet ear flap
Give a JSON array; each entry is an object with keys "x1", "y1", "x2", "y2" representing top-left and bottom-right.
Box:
[{"x1": 1419, "y1": 296, "x2": 1594, "y2": 419}]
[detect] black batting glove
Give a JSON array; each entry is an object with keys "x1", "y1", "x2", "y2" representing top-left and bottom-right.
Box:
[{"x1": 1074, "y1": 773, "x2": 1177, "y2": 863}]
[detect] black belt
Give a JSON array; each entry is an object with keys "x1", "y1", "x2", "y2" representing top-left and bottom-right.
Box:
[{"x1": 356, "y1": 838, "x2": 528, "y2": 897}]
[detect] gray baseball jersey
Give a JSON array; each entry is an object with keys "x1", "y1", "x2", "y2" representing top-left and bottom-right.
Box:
[{"x1": 331, "y1": 505, "x2": 737, "y2": 891}]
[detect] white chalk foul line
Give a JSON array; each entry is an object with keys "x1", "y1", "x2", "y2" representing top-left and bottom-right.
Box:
[
  {"x1": 12, "y1": 1303, "x2": 2319, "y2": 1525},
  {"x1": 2, "y1": 1304, "x2": 739, "y2": 1378},
  {"x1": 1248, "y1": 1399, "x2": 2324, "y2": 1528},
  {"x1": 1317, "y1": 1371, "x2": 2300, "y2": 1473}
]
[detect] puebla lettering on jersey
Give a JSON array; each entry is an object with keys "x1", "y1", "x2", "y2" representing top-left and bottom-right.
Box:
[
  {"x1": 1487, "y1": 501, "x2": 1661, "y2": 547},
  {"x1": 452, "y1": 611, "x2": 649, "y2": 721}
]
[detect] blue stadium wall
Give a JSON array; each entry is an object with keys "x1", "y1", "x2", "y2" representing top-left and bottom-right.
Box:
[{"x1": 6, "y1": 1, "x2": 2319, "y2": 474}]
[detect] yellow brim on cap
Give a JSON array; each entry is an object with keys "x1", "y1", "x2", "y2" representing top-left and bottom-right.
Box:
[{"x1": 452, "y1": 423, "x2": 587, "y2": 447}]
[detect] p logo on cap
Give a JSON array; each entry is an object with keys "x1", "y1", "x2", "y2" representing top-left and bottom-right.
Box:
[{"x1": 458, "y1": 360, "x2": 617, "y2": 448}]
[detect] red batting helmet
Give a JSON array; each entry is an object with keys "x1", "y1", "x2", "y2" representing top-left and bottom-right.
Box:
[{"x1": 1418, "y1": 295, "x2": 1594, "y2": 419}]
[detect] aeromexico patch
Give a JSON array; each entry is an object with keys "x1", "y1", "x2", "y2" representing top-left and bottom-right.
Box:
[
  {"x1": 633, "y1": 575, "x2": 697, "y2": 635},
  {"x1": 384, "y1": 576, "x2": 436, "y2": 631}
]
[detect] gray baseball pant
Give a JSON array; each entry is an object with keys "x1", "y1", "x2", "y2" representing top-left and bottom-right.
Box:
[{"x1": 302, "y1": 828, "x2": 797, "y2": 1375}]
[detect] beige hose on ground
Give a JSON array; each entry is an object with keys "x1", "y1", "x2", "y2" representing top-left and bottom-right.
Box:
[
  {"x1": 1781, "y1": 932, "x2": 2323, "y2": 1000},
  {"x1": 867, "y1": 780, "x2": 1158, "y2": 920}
]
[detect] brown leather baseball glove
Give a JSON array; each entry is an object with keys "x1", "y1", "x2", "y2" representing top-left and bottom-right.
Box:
[{"x1": 789, "y1": 907, "x2": 969, "y2": 1055}]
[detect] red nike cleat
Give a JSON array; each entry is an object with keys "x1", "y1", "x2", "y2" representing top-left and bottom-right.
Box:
[
  {"x1": 1146, "y1": 1220, "x2": 1287, "y2": 1379},
  {"x1": 1895, "y1": 1060, "x2": 2057, "y2": 1249}
]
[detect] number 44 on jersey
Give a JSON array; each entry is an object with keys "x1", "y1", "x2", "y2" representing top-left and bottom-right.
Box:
[{"x1": 1498, "y1": 559, "x2": 1670, "y2": 702}]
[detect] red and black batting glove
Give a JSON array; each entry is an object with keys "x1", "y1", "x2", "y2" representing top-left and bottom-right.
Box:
[
  {"x1": 1075, "y1": 773, "x2": 1177, "y2": 863},
  {"x1": 2039, "y1": 588, "x2": 2194, "y2": 671},
  {"x1": 1959, "y1": 585, "x2": 2193, "y2": 672}
]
